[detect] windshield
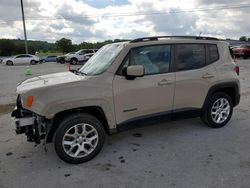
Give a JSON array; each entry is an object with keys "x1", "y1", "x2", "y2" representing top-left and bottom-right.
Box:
[
  {"x1": 79, "y1": 43, "x2": 124, "y2": 76},
  {"x1": 75, "y1": 50, "x2": 83, "y2": 55}
]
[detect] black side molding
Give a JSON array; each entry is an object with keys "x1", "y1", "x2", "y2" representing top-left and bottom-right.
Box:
[{"x1": 116, "y1": 108, "x2": 201, "y2": 133}]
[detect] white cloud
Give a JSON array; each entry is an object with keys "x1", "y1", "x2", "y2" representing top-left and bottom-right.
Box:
[{"x1": 0, "y1": 0, "x2": 249, "y2": 43}]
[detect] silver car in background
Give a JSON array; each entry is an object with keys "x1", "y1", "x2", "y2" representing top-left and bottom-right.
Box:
[{"x1": 2, "y1": 54, "x2": 40, "y2": 66}]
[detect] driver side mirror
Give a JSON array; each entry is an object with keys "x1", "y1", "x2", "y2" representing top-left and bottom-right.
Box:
[{"x1": 125, "y1": 65, "x2": 145, "y2": 79}]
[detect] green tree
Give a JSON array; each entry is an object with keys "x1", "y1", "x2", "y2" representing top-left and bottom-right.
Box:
[
  {"x1": 0, "y1": 39, "x2": 16, "y2": 56},
  {"x1": 55, "y1": 38, "x2": 73, "y2": 54},
  {"x1": 239, "y1": 36, "x2": 247, "y2": 42},
  {"x1": 79, "y1": 42, "x2": 94, "y2": 49}
]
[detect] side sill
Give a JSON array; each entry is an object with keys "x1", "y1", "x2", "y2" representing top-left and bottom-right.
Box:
[{"x1": 116, "y1": 108, "x2": 201, "y2": 132}]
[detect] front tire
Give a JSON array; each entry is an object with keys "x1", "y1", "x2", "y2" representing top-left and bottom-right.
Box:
[
  {"x1": 6, "y1": 60, "x2": 13, "y2": 66},
  {"x1": 54, "y1": 113, "x2": 105, "y2": 164},
  {"x1": 201, "y1": 92, "x2": 233, "y2": 128}
]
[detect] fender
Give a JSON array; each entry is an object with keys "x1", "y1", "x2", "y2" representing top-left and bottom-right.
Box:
[{"x1": 202, "y1": 81, "x2": 240, "y2": 113}]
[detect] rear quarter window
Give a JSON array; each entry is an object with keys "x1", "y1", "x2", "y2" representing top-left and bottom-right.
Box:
[{"x1": 207, "y1": 44, "x2": 219, "y2": 64}]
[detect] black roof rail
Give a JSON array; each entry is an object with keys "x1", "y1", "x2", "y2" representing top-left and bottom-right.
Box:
[{"x1": 130, "y1": 36, "x2": 219, "y2": 43}]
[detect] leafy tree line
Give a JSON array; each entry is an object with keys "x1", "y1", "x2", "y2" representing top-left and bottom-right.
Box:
[
  {"x1": 55, "y1": 38, "x2": 128, "y2": 54},
  {"x1": 239, "y1": 36, "x2": 250, "y2": 42},
  {"x1": 2, "y1": 36, "x2": 248, "y2": 56},
  {"x1": 0, "y1": 39, "x2": 56, "y2": 56},
  {"x1": 0, "y1": 38, "x2": 128, "y2": 56}
]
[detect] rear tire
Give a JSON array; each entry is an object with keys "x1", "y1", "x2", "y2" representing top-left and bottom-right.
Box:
[
  {"x1": 201, "y1": 92, "x2": 233, "y2": 128},
  {"x1": 54, "y1": 113, "x2": 105, "y2": 164},
  {"x1": 70, "y1": 58, "x2": 78, "y2": 65},
  {"x1": 30, "y1": 60, "x2": 36, "y2": 65},
  {"x1": 6, "y1": 61, "x2": 13, "y2": 66}
]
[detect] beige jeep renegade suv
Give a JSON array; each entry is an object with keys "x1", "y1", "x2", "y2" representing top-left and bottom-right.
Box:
[{"x1": 11, "y1": 36, "x2": 240, "y2": 164}]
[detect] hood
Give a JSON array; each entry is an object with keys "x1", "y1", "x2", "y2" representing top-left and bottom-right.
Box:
[
  {"x1": 3, "y1": 57, "x2": 13, "y2": 62},
  {"x1": 17, "y1": 71, "x2": 84, "y2": 94},
  {"x1": 65, "y1": 54, "x2": 76, "y2": 58}
]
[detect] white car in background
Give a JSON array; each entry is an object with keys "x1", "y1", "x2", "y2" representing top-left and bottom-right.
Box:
[
  {"x1": 3, "y1": 54, "x2": 40, "y2": 66},
  {"x1": 65, "y1": 49, "x2": 98, "y2": 65}
]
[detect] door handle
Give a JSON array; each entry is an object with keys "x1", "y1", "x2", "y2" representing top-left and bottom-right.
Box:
[
  {"x1": 202, "y1": 73, "x2": 214, "y2": 79},
  {"x1": 158, "y1": 79, "x2": 172, "y2": 86}
]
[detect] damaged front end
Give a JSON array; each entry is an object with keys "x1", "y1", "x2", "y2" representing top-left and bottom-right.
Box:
[{"x1": 11, "y1": 95, "x2": 51, "y2": 144}]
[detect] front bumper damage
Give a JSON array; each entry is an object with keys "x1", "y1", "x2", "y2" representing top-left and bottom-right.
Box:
[{"x1": 11, "y1": 95, "x2": 51, "y2": 144}]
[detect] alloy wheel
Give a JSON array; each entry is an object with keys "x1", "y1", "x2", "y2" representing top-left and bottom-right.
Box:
[
  {"x1": 62, "y1": 123, "x2": 98, "y2": 158},
  {"x1": 211, "y1": 98, "x2": 230, "y2": 124}
]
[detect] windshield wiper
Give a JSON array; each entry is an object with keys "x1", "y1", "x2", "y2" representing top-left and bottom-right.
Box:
[
  {"x1": 79, "y1": 71, "x2": 87, "y2": 76},
  {"x1": 70, "y1": 69, "x2": 87, "y2": 76}
]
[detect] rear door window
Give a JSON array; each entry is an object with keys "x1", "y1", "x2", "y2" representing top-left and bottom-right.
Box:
[{"x1": 175, "y1": 44, "x2": 206, "y2": 71}]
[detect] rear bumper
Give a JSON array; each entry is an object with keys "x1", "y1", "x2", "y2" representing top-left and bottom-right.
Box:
[{"x1": 234, "y1": 52, "x2": 244, "y2": 55}]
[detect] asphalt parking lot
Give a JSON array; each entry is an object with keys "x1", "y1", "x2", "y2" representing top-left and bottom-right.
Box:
[
  {"x1": 0, "y1": 60, "x2": 250, "y2": 188},
  {"x1": 0, "y1": 62, "x2": 81, "y2": 105}
]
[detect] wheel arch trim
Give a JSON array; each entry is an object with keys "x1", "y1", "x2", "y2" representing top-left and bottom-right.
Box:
[
  {"x1": 202, "y1": 81, "x2": 240, "y2": 112},
  {"x1": 46, "y1": 105, "x2": 111, "y2": 143}
]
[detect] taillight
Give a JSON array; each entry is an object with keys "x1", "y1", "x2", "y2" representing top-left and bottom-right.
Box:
[{"x1": 235, "y1": 66, "x2": 239, "y2": 76}]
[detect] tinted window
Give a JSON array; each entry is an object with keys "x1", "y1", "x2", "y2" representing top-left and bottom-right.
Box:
[
  {"x1": 128, "y1": 45, "x2": 171, "y2": 75},
  {"x1": 175, "y1": 44, "x2": 205, "y2": 71},
  {"x1": 16, "y1": 55, "x2": 27, "y2": 58},
  {"x1": 78, "y1": 50, "x2": 86, "y2": 55},
  {"x1": 85, "y1": 50, "x2": 94, "y2": 54},
  {"x1": 207, "y1": 44, "x2": 219, "y2": 64}
]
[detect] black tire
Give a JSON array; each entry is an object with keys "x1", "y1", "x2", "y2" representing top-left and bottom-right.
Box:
[
  {"x1": 30, "y1": 60, "x2": 36, "y2": 65},
  {"x1": 6, "y1": 60, "x2": 13, "y2": 66},
  {"x1": 54, "y1": 113, "x2": 105, "y2": 164},
  {"x1": 201, "y1": 92, "x2": 233, "y2": 128},
  {"x1": 60, "y1": 59, "x2": 65, "y2": 64},
  {"x1": 243, "y1": 52, "x2": 249, "y2": 59},
  {"x1": 70, "y1": 58, "x2": 78, "y2": 65}
]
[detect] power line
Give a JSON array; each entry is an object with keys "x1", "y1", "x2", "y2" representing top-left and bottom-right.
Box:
[{"x1": 0, "y1": 3, "x2": 250, "y2": 24}]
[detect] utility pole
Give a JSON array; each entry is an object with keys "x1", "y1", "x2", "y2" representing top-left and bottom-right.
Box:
[{"x1": 20, "y1": 0, "x2": 28, "y2": 54}]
